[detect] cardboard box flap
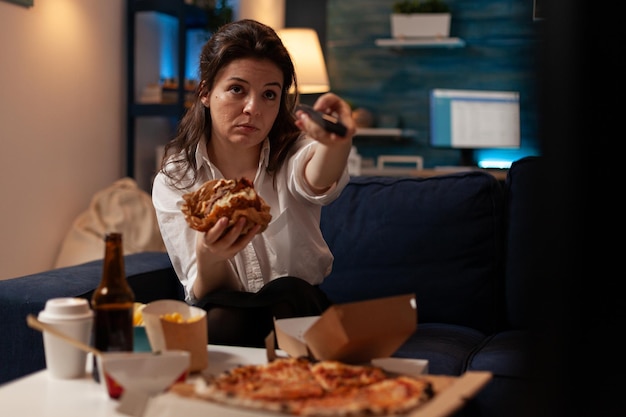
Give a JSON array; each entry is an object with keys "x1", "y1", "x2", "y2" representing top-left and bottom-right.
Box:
[
  {"x1": 305, "y1": 293, "x2": 416, "y2": 362},
  {"x1": 271, "y1": 316, "x2": 317, "y2": 359},
  {"x1": 275, "y1": 293, "x2": 417, "y2": 363}
]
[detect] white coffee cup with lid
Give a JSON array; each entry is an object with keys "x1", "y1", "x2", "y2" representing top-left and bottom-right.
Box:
[{"x1": 38, "y1": 297, "x2": 93, "y2": 379}]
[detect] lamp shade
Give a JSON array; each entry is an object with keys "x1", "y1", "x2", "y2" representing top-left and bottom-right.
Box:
[{"x1": 277, "y1": 28, "x2": 330, "y2": 94}]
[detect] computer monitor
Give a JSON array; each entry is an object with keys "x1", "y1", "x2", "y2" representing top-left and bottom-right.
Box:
[{"x1": 429, "y1": 89, "x2": 521, "y2": 166}]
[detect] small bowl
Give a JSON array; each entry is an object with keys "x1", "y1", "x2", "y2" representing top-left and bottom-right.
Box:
[{"x1": 97, "y1": 350, "x2": 190, "y2": 399}]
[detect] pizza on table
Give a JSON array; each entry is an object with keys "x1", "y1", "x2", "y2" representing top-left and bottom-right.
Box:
[{"x1": 171, "y1": 357, "x2": 436, "y2": 416}]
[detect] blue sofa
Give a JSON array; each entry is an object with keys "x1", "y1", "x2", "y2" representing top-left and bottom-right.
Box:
[{"x1": 0, "y1": 156, "x2": 543, "y2": 417}]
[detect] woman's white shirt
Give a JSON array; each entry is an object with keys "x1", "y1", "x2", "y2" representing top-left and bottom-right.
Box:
[{"x1": 152, "y1": 134, "x2": 350, "y2": 304}]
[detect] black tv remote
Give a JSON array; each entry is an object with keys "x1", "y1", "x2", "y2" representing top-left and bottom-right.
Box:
[{"x1": 296, "y1": 104, "x2": 348, "y2": 137}]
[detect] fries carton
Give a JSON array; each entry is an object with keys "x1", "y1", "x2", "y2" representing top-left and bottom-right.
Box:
[
  {"x1": 142, "y1": 300, "x2": 208, "y2": 372},
  {"x1": 273, "y1": 293, "x2": 417, "y2": 363}
]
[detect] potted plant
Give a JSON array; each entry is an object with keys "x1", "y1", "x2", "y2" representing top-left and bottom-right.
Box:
[{"x1": 390, "y1": 0, "x2": 451, "y2": 39}]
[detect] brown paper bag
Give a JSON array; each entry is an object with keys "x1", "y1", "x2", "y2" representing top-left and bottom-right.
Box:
[{"x1": 142, "y1": 300, "x2": 208, "y2": 372}]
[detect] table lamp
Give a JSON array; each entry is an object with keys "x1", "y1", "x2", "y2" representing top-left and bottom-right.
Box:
[
  {"x1": 277, "y1": 28, "x2": 330, "y2": 94},
  {"x1": 238, "y1": 0, "x2": 285, "y2": 31}
]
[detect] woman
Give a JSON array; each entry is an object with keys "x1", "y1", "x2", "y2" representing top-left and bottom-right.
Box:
[{"x1": 152, "y1": 19, "x2": 356, "y2": 347}]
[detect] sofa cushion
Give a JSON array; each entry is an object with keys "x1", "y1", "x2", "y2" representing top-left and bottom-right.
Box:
[
  {"x1": 392, "y1": 323, "x2": 486, "y2": 376},
  {"x1": 320, "y1": 173, "x2": 505, "y2": 334},
  {"x1": 468, "y1": 330, "x2": 533, "y2": 417},
  {"x1": 467, "y1": 330, "x2": 530, "y2": 378},
  {"x1": 78, "y1": 252, "x2": 183, "y2": 303}
]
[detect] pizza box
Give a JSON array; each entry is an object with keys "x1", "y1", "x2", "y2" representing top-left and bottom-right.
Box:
[{"x1": 273, "y1": 293, "x2": 417, "y2": 363}]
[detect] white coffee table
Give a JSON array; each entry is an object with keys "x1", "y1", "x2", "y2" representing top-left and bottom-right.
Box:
[
  {"x1": 0, "y1": 344, "x2": 470, "y2": 417},
  {"x1": 0, "y1": 344, "x2": 271, "y2": 417}
]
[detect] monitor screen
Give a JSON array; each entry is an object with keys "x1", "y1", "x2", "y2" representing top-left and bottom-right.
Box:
[{"x1": 429, "y1": 89, "x2": 521, "y2": 150}]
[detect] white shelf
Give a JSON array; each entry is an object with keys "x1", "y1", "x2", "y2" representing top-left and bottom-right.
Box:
[
  {"x1": 355, "y1": 128, "x2": 416, "y2": 138},
  {"x1": 375, "y1": 37, "x2": 465, "y2": 48}
]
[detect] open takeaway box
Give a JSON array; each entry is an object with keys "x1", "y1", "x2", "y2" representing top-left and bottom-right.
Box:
[
  {"x1": 125, "y1": 294, "x2": 492, "y2": 417},
  {"x1": 271, "y1": 293, "x2": 420, "y2": 363}
]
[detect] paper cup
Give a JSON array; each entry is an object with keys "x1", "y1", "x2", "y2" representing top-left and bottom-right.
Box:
[
  {"x1": 142, "y1": 300, "x2": 208, "y2": 372},
  {"x1": 38, "y1": 297, "x2": 93, "y2": 379}
]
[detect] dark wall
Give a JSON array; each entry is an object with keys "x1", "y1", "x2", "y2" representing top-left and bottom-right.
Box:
[
  {"x1": 285, "y1": 0, "x2": 327, "y2": 52},
  {"x1": 288, "y1": 0, "x2": 542, "y2": 168}
]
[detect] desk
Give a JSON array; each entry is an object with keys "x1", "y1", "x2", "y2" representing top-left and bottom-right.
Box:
[{"x1": 0, "y1": 345, "x2": 270, "y2": 417}]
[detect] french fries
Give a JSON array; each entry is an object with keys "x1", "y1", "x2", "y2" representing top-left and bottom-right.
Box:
[
  {"x1": 161, "y1": 312, "x2": 185, "y2": 323},
  {"x1": 134, "y1": 302, "x2": 203, "y2": 325},
  {"x1": 133, "y1": 302, "x2": 146, "y2": 326},
  {"x1": 160, "y1": 312, "x2": 202, "y2": 324}
]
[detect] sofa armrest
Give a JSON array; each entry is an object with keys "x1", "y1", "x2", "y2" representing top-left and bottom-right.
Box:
[{"x1": 0, "y1": 251, "x2": 181, "y2": 384}]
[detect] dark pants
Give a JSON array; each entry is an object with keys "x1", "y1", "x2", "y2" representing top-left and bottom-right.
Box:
[{"x1": 193, "y1": 276, "x2": 332, "y2": 348}]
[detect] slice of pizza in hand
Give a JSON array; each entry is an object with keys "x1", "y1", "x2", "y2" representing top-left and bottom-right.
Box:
[{"x1": 181, "y1": 177, "x2": 272, "y2": 235}]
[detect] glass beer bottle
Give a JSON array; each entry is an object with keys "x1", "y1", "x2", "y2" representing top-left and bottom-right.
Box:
[{"x1": 91, "y1": 232, "x2": 135, "y2": 382}]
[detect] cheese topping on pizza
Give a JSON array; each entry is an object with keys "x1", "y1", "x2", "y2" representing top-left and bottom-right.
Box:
[
  {"x1": 309, "y1": 360, "x2": 388, "y2": 391},
  {"x1": 215, "y1": 357, "x2": 324, "y2": 401},
  {"x1": 190, "y1": 357, "x2": 434, "y2": 416}
]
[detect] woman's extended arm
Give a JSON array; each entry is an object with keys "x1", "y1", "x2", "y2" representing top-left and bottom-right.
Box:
[{"x1": 296, "y1": 93, "x2": 356, "y2": 193}]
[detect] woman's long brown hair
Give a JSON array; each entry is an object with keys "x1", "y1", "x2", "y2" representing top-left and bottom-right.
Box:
[{"x1": 159, "y1": 19, "x2": 301, "y2": 190}]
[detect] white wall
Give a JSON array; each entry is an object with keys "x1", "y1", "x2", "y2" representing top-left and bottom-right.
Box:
[{"x1": 0, "y1": 0, "x2": 125, "y2": 279}]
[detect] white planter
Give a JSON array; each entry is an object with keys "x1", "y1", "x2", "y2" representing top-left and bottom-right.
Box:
[{"x1": 390, "y1": 13, "x2": 451, "y2": 38}]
